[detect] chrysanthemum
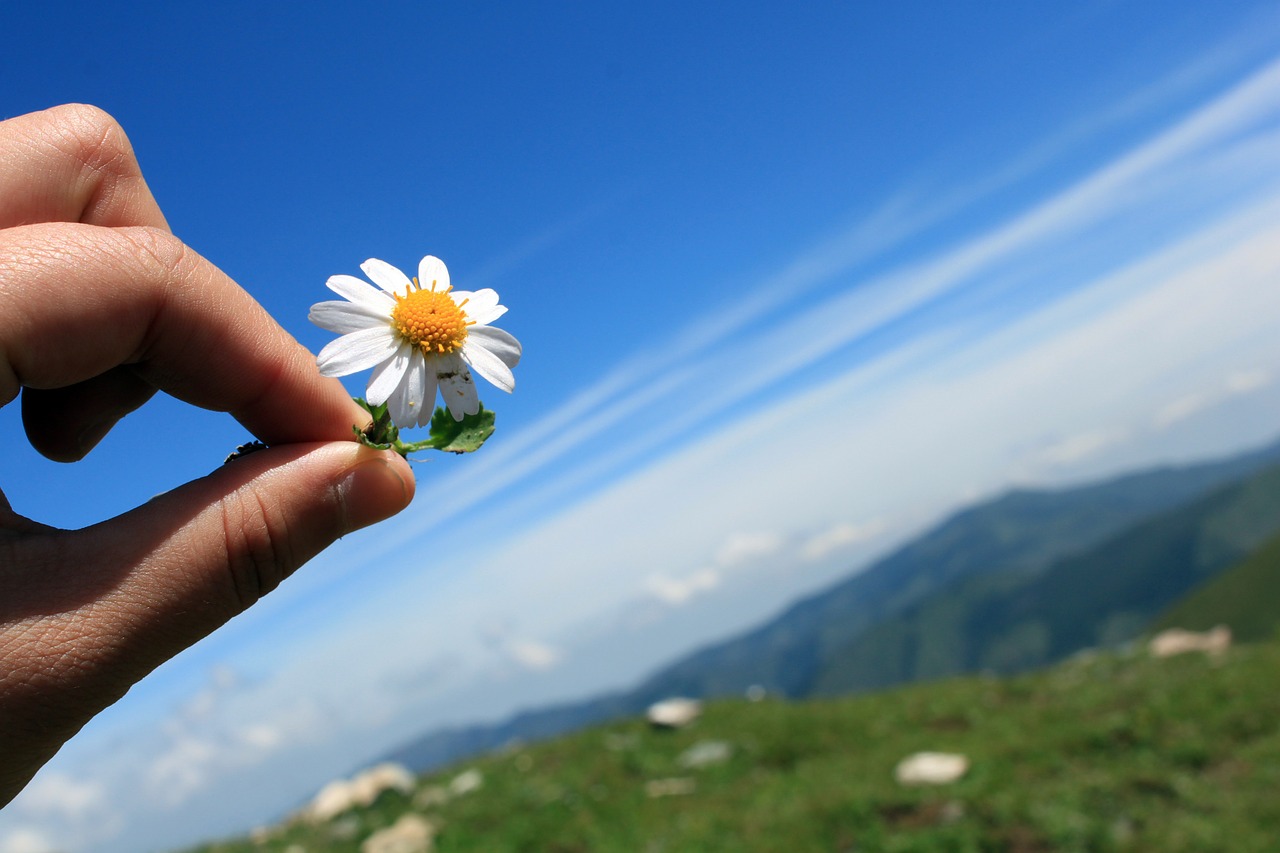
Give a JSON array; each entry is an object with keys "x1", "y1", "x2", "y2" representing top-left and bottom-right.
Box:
[{"x1": 310, "y1": 255, "x2": 521, "y2": 428}]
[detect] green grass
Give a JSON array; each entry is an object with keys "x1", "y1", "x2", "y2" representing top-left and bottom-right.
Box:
[
  {"x1": 185, "y1": 639, "x2": 1280, "y2": 852},
  {"x1": 1152, "y1": 530, "x2": 1280, "y2": 643}
]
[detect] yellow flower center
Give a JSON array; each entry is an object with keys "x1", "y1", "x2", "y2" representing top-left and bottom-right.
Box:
[{"x1": 390, "y1": 278, "x2": 472, "y2": 354}]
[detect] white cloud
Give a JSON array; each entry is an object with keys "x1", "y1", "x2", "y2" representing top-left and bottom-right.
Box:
[
  {"x1": 1036, "y1": 429, "x2": 1130, "y2": 467},
  {"x1": 9, "y1": 773, "x2": 107, "y2": 823},
  {"x1": 117, "y1": 668, "x2": 332, "y2": 813},
  {"x1": 505, "y1": 639, "x2": 562, "y2": 671},
  {"x1": 177, "y1": 664, "x2": 241, "y2": 724},
  {"x1": 801, "y1": 519, "x2": 887, "y2": 561},
  {"x1": 1154, "y1": 392, "x2": 1212, "y2": 429},
  {"x1": 2, "y1": 770, "x2": 125, "y2": 853},
  {"x1": 1155, "y1": 368, "x2": 1276, "y2": 429},
  {"x1": 147, "y1": 737, "x2": 218, "y2": 807},
  {"x1": 644, "y1": 569, "x2": 721, "y2": 606},
  {"x1": 238, "y1": 724, "x2": 283, "y2": 751},
  {"x1": 436, "y1": 194, "x2": 1280, "y2": 661},
  {"x1": 363, "y1": 53, "x2": 1280, "y2": 572},
  {"x1": 1227, "y1": 369, "x2": 1270, "y2": 394},
  {"x1": 0, "y1": 828, "x2": 55, "y2": 853},
  {"x1": 714, "y1": 532, "x2": 783, "y2": 567},
  {"x1": 642, "y1": 530, "x2": 784, "y2": 607},
  {"x1": 476, "y1": 620, "x2": 566, "y2": 671}
]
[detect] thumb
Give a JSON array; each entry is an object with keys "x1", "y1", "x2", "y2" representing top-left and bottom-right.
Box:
[
  {"x1": 97, "y1": 441, "x2": 414, "y2": 646},
  {"x1": 0, "y1": 442, "x2": 413, "y2": 804},
  {"x1": 50, "y1": 442, "x2": 412, "y2": 700},
  {"x1": 0, "y1": 442, "x2": 413, "y2": 803}
]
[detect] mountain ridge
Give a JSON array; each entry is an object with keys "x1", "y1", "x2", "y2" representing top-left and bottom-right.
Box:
[{"x1": 810, "y1": 462, "x2": 1280, "y2": 694}]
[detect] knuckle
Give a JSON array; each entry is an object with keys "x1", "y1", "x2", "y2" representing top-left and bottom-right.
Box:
[
  {"x1": 218, "y1": 489, "x2": 297, "y2": 612},
  {"x1": 116, "y1": 226, "x2": 192, "y2": 279},
  {"x1": 43, "y1": 103, "x2": 138, "y2": 181},
  {"x1": 111, "y1": 227, "x2": 202, "y2": 364}
]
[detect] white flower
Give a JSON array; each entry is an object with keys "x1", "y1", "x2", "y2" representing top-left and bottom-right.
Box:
[{"x1": 310, "y1": 255, "x2": 521, "y2": 428}]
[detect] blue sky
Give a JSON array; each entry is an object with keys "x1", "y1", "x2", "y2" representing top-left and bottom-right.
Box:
[{"x1": 2, "y1": 2, "x2": 1280, "y2": 851}]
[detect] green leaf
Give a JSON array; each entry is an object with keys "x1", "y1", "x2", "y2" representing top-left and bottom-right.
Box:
[
  {"x1": 350, "y1": 397, "x2": 496, "y2": 456},
  {"x1": 420, "y1": 405, "x2": 496, "y2": 454}
]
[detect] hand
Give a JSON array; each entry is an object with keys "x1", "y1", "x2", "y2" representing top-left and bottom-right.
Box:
[{"x1": 0, "y1": 105, "x2": 415, "y2": 805}]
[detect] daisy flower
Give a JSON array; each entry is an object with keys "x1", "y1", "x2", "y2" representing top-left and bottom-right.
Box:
[{"x1": 310, "y1": 255, "x2": 521, "y2": 428}]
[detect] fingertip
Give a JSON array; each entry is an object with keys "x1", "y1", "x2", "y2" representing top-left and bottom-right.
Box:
[{"x1": 328, "y1": 444, "x2": 416, "y2": 533}]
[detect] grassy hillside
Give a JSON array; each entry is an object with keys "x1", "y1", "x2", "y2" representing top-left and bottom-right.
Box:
[
  {"x1": 188, "y1": 641, "x2": 1280, "y2": 853},
  {"x1": 1152, "y1": 530, "x2": 1280, "y2": 642}
]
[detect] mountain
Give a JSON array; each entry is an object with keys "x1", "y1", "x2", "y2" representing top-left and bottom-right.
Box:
[
  {"x1": 630, "y1": 446, "x2": 1280, "y2": 701},
  {"x1": 1151, "y1": 529, "x2": 1280, "y2": 643},
  {"x1": 809, "y1": 461, "x2": 1280, "y2": 694},
  {"x1": 386, "y1": 438, "x2": 1280, "y2": 773}
]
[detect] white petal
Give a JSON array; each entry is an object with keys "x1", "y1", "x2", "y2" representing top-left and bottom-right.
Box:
[
  {"x1": 360, "y1": 258, "x2": 413, "y2": 295},
  {"x1": 417, "y1": 367, "x2": 440, "y2": 428},
  {"x1": 385, "y1": 370, "x2": 413, "y2": 429},
  {"x1": 469, "y1": 304, "x2": 508, "y2": 326},
  {"x1": 387, "y1": 348, "x2": 427, "y2": 429},
  {"x1": 316, "y1": 327, "x2": 400, "y2": 377},
  {"x1": 461, "y1": 338, "x2": 515, "y2": 393},
  {"x1": 366, "y1": 340, "x2": 413, "y2": 406},
  {"x1": 326, "y1": 274, "x2": 396, "y2": 313},
  {"x1": 418, "y1": 255, "x2": 451, "y2": 291},
  {"x1": 467, "y1": 325, "x2": 522, "y2": 368},
  {"x1": 450, "y1": 289, "x2": 504, "y2": 325},
  {"x1": 435, "y1": 354, "x2": 479, "y2": 421},
  {"x1": 309, "y1": 300, "x2": 388, "y2": 334}
]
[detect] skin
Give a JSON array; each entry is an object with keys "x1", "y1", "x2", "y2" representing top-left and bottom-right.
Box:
[{"x1": 0, "y1": 104, "x2": 416, "y2": 806}]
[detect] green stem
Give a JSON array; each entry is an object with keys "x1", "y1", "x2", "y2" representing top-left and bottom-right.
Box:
[{"x1": 353, "y1": 397, "x2": 495, "y2": 457}]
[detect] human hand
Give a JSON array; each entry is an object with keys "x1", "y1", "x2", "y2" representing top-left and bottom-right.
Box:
[{"x1": 0, "y1": 104, "x2": 415, "y2": 805}]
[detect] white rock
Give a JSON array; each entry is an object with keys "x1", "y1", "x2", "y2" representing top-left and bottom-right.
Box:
[
  {"x1": 1149, "y1": 625, "x2": 1232, "y2": 658},
  {"x1": 678, "y1": 740, "x2": 733, "y2": 769},
  {"x1": 361, "y1": 813, "x2": 437, "y2": 853},
  {"x1": 647, "y1": 697, "x2": 702, "y2": 728},
  {"x1": 645, "y1": 777, "x2": 696, "y2": 798},
  {"x1": 413, "y1": 785, "x2": 450, "y2": 809},
  {"x1": 894, "y1": 752, "x2": 969, "y2": 786},
  {"x1": 448, "y1": 768, "x2": 483, "y2": 797},
  {"x1": 304, "y1": 762, "x2": 417, "y2": 822},
  {"x1": 308, "y1": 778, "x2": 360, "y2": 823}
]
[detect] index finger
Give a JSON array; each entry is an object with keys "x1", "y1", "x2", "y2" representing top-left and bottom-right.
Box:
[
  {"x1": 0, "y1": 104, "x2": 170, "y2": 231},
  {"x1": 0, "y1": 222, "x2": 366, "y2": 445}
]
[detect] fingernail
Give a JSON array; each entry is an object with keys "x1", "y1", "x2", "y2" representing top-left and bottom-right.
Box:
[
  {"x1": 336, "y1": 451, "x2": 414, "y2": 532},
  {"x1": 77, "y1": 416, "x2": 119, "y2": 456}
]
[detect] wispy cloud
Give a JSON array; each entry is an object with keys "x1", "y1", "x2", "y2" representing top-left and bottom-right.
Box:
[
  {"x1": 364, "y1": 56, "x2": 1280, "y2": 569},
  {"x1": 1155, "y1": 369, "x2": 1274, "y2": 428},
  {"x1": 504, "y1": 638, "x2": 562, "y2": 671},
  {"x1": 801, "y1": 520, "x2": 888, "y2": 562},
  {"x1": 0, "y1": 771, "x2": 121, "y2": 853},
  {"x1": 1035, "y1": 429, "x2": 1131, "y2": 468},
  {"x1": 0, "y1": 828, "x2": 56, "y2": 853},
  {"x1": 644, "y1": 570, "x2": 720, "y2": 606}
]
